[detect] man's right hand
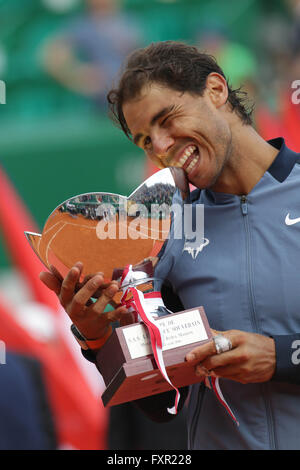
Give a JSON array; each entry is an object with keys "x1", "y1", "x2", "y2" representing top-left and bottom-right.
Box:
[{"x1": 39, "y1": 261, "x2": 133, "y2": 341}]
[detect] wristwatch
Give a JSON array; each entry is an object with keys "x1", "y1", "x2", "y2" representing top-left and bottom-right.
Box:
[{"x1": 70, "y1": 324, "x2": 112, "y2": 351}]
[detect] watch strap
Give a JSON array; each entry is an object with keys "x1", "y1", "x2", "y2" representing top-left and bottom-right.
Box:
[{"x1": 71, "y1": 324, "x2": 112, "y2": 351}]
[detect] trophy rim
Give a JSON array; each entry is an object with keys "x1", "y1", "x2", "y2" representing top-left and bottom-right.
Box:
[
  {"x1": 40, "y1": 166, "x2": 188, "y2": 235},
  {"x1": 44, "y1": 190, "x2": 127, "y2": 230}
]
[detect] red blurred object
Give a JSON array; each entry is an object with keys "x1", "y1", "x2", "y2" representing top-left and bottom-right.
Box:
[
  {"x1": 0, "y1": 167, "x2": 108, "y2": 449},
  {"x1": 256, "y1": 91, "x2": 300, "y2": 152},
  {"x1": 0, "y1": 168, "x2": 59, "y2": 312},
  {"x1": 280, "y1": 91, "x2": 300, "y2": 151},
  {"x1": 145, "y1": 157, "x2": 160, "y2": 179}
]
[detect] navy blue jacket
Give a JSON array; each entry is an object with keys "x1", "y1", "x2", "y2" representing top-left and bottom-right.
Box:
[{"x1": 149, "y1": 138, "x2": 300, "y2": 449}]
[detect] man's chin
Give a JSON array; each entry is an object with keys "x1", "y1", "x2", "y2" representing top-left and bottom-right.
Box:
[
  {"x1": 189, "y1": 168, "x2": 224, "y2": 191},
  {"x1": 187, "y1": 175, "x2": 214, "y2": 190}
]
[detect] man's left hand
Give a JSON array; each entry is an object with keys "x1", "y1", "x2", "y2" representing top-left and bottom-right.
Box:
[{"x1": 185, "y1": 329, "x2": 276, "y2": 384}]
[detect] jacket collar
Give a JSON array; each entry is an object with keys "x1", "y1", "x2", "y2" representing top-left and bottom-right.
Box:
[
  {"x1": 267, "y1": 137, "x2": 300, "y2": 182},
  {"x1": 193, "y1": 138, "x2": 300, "y2": 204}
]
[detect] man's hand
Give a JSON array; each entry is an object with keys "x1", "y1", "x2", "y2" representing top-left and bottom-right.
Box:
[
  {"x1": 39, "y1": 262, "x2": 134, "y2": 341},
  {"x1": 186, "y1": 329, "x2": 276, "y2": 384}
]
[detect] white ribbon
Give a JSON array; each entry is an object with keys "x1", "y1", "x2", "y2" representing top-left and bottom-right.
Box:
[{"x1": 120, "y1": 265, "x2": 180, "y2": 414}]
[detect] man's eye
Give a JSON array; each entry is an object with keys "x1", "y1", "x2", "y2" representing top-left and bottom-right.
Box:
[
  {"x1": 143, "y1": 136, "x2": 151, "y2": 148},
  {"x1": 161, "y1": 116, "x2": 170, "y2": 126}
]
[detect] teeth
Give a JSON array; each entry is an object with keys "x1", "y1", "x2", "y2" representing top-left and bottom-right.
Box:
[
  {"x1": 183, "y1": 145, "x2": 196, "y2": 159},
  {"x1": 186, "y1": 154, "x2": 198, "y2": 173},
  {"x1": 178, "y1": 154, "x2": 188, "y2": 166},
  {"x1": 175, "y1": 145, "x2": 197, "y2": 168}
]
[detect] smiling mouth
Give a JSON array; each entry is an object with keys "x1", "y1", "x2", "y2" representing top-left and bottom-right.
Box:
[{"x1": 172, "y1": 145, "x2": 200, "y2": 174}]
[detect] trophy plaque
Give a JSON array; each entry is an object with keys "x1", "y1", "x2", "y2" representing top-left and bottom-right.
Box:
[
  {"x1": 97, "y1": 305, "x2": 212, "y2": 406},
  {"x1": 25, "y1": 167, "x2": 212, "y2": 410}
]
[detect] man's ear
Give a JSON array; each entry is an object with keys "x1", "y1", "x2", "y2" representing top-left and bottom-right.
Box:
[{"x1": 205, "y1": 73, "x2": 228, "y2": 109}]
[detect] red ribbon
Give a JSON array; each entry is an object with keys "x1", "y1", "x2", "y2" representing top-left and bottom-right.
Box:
[{"x1": 119, "y1": 265, "x2": 180, "y2": 414}]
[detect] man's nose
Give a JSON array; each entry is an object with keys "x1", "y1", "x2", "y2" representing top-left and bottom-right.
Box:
[{"x1": 151, "y1": 130, "x2": 175, "y2": 157}]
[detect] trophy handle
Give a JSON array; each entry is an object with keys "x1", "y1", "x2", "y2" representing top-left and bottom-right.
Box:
[{"x1": 24, "y1": 231, "x2": 47, "y2": 268}]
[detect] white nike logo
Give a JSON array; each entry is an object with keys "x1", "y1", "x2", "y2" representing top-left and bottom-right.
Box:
[{"x1": 285, "y1": 213, "x2": 300, "y2": 225}]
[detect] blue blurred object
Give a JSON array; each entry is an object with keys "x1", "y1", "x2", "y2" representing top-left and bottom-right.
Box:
[{"x1": 0, "y1": 351, "x2": 56, "y2": 450}]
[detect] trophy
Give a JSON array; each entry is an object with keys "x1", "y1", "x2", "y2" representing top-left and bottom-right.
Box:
[{"x1": 25, "y1": 168, "x2": 212, "y2": 412}]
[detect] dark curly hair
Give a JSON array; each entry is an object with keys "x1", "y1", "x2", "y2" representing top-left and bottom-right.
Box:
[{"x1": 107, "y1": 41, "x2": 254, "y2": 139}]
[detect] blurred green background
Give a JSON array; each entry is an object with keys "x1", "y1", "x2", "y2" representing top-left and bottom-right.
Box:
[{"x1": 0, "y1": 0, "x2": 296, "y2": 268}]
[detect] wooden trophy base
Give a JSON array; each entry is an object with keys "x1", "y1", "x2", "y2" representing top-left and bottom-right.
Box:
[{"x1": 96, "y1": 306, "x2": 212, "y2": 407}]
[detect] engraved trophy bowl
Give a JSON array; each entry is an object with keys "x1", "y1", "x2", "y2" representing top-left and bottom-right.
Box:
[{"x1": 25, "y1": 167, "x2": 189, "y2": 304}]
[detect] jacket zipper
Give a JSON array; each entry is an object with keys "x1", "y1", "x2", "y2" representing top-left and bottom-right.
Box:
[
  {"x1": 240, "y1": 195, "x2": 259, "y2": 333},
  {"x1": 240, "y1": 195, "x2": 277, "y2": 449}
]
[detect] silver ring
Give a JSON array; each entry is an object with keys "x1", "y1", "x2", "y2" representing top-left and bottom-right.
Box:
[{"x1": 213, "y1": 335, "x2": 232, "y2": 354}]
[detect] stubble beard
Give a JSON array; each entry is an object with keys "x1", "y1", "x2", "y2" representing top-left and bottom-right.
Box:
[{"x1": 207, "y1": 133, "x2": 233, "y2": 191}]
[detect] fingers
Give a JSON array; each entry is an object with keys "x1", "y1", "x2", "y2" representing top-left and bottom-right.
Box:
[
  {"x1": 79, "y1": 272, "x2": 110, "y2": 298},
  {"x1": 186, "y1": 330, "x2": 240, "y2": 380},
  {"x1": 40, "y1": 262, "x2": 83, "y2": 299},
  {"x1": 188, "y1": 330, "x2": 272, "y2": 384},
  {"x1": 40, "y1": 262, "x2": 131, "y2": 341},
  {"x1": 69, "y1": 274, "x2": 110, "y2": 317},
  {"x1": 106, "y1": 305, "x2": 129, "y2": 324},
  {"x1": 205, "y1": 365, "x2": 243, "y2": 381},
  {"x1": 186, "y1": 330, "x2": 237, "y2": 363},
  {"x1": 201, "y1": 349, "x2": 243, "y2": 370},
  {"x1": 119, "y1": 311, "x2": 136, "y2": 327},
  {"x1": 49, "y1": 264, "x2": 64, "y2": 282},
  {"x1": 60, "y1": 264, "x2": 83, "y2": 307},
  {"x1": 186, "y1": 338, "x2": 218, "y2": 363},
  {"x1": 94, "y1": 282, "x2": 120, "y2": 311},
  {"x1": 39, "y1": 271, "x2": 61, "y2": 295},
  {"x1": 42, "y1": 261, "x2": 121, "y2": 317},
  {"x1": 194, "y1": 349, "x2": 244, "y2": 379}
]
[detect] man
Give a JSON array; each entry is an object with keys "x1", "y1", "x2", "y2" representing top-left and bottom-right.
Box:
[
  {"x1": 42, "y1": 0, "x2": 142, "y2": 109},
  {"x1": 40, "y1": 41, "x2": 300, "y2": 449}
]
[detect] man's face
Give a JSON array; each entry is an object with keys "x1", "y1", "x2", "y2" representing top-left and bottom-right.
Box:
[
  {"x1": 122, "y1": 82, "x2": 233, "y2": 190},
  {"x1": 87, "y1": 0, "x2": 117, "y2": 13}
]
